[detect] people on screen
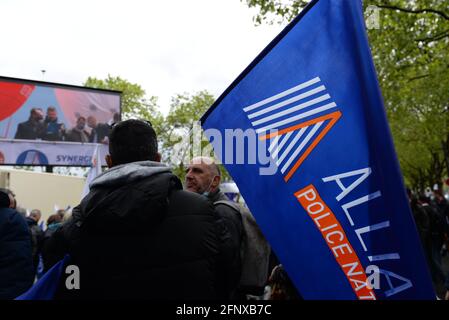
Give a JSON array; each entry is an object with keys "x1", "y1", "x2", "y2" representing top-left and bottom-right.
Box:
[
  {"x1": 65, "y1": 116, "x2": 90, "y2": 143},
  {"x1": 42, "y1": 107, "x2": 66, "y2": 141},
  {"x1": 14, "y1": 108, "x2": 45, "y2": 140},
  {"x1": 87, "y1": 116, "x2": 110, "y2": 144},
  {"x1": 13, "y1": 106, "x2": 116, "y2": 144}
]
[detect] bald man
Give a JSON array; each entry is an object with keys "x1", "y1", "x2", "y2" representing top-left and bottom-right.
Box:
[{"x1": 186, "y1": 157, "x2": 244, "y2": 298}]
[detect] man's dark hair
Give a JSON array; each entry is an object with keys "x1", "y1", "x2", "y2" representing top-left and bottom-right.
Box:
[
  {"x1": 0, "y1": 190, "x2": 10, "y2": 208},
  {"x1": 418, "y1": 194, "x2": 430, "y2": 204},
  {"x1": 109, "y1": 119, "x2": 158, "y2": 165},
  {"x1": 0, "y1": 188, "x2": 14, "y2": 208},
  {"x1": 0, "y1": 188, "x2": 15, "y2": 197},
  {"x1": 30, "y1": 108, "x2": 42, "y2": 116},
  {"x1": 47, "y1": 106, "x2": 56, "y2": 113}
]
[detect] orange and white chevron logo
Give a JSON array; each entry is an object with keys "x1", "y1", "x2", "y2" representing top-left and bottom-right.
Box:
[{"x1": 243, "y1": 77, "x2": 341, "y2": 182}]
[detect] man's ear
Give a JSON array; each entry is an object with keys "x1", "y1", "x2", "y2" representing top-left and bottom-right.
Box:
[
  {"x1": 212, "y1": 175, "x2": 221, "y2": 189},
  {"x1": 154, "y1": 152, "x2": 162, "y2": 163},
  {"x1": 106, "y1": 154, "x2": 113, "y2": 168}
]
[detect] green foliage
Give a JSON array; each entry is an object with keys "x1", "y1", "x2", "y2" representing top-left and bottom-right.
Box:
[
  {"x1": 242, "y1": 0, "x2": 449, "y2": 190},
  {"x1": 162, "y1": 91, "x2": 231, "y2": 182}
]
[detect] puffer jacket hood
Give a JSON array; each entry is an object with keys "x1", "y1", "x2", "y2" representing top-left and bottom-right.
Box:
[
  {"x1": 78, "y1": 161, "x2": 181, "y2": 235},
  {"x1": 90, "y1": 161, "x2": 171, "y2": 189}
]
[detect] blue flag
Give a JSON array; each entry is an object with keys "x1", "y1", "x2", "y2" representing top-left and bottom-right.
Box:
[
  {"x1": 16, "y1": 255, "x2": 70, "y2": 300},
  {"x1": 201, "y1": 0, "x2": 434, "y2": 300}
]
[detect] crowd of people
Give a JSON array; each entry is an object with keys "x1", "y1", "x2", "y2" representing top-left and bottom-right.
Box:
[
  {"x1": 407, "y1": 188, "x2": 449, "y2": 299},
  {"x1": 1, "y1": 119, "x2": 299, "y2": 300},
  {"x1": 2, "y1": 118, "x2": 449, "y2": 300},
  {"x1": 14, "y1": 106, "x2": 118, "y2": 144}
]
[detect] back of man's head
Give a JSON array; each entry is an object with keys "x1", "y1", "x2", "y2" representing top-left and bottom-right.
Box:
[
  {"x1": 0, "y1": 190, "x2": 11, "y2": 208},
  {"x1": 0, "y1": 188, "x2": 16, "y2": 209},
  {"x1": 30, "y1": 209, "x2": 41, "y2": 222},
  {"x1": 418, "y1": 194, "x2": 430, "y2": 204},
  {"x1": 109, "y1": 119, "x2": 159, "y2": 166}
]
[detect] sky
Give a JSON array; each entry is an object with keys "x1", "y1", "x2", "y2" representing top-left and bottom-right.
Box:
[{"x1": 0, "y1": 0, "x2": 285, "y2": 115}]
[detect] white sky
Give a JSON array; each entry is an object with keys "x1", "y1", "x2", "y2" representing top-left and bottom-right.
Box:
[{"x1": 0, "y1": 0, "x2": 284, "y2": 115}]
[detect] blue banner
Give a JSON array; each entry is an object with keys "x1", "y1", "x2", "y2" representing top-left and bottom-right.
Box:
[
  {"x1": 16, "y1": 255, "x2": 69, "y2": 300},
  {"x1": 201, "y1": 0, "x2": 434, "y2": 299}
]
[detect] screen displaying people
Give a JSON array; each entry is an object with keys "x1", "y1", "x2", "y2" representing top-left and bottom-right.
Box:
[
  {"x1": 0, "y1": 79, "x2": 120, "y2": 145},
  {"x1": 13, "y1": 107, "x2": 117, "y2": 144}
]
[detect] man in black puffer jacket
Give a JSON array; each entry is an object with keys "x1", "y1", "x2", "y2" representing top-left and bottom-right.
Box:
[{"x1": 47, "y1": 119, "x2": 233, "y2": 299}]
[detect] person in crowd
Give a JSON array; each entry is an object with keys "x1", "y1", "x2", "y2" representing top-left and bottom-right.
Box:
[
  {"x1": 65, "y1": 116, "x2": 89, "y2": 143},
  {"x1": 25, "y1": 209, "x2": 44, "y2": 278},
  {"x1": 185, "y1": 156, "x2": 271, "y2": 300},
  {"x1": 14, "y1": 108, "x2": 45, "y2": 140},
  {"x1": 433, "y1": 190, "x2": 449, "y2": 225},
  {"x1": 267, "y1": 264, "x2": 301, "y2": 300},
  {"x1": 419, "y1": 194, "x2": 447, "y2": 296},
  {"x1": 42, "y1": 107, "x2": 65, "y2": 141},
  {"x1": 15, "y1": 206, "x2": 27, "y2": 219},
  {"x1": 55, "y1": 209, "x2": 66, "y2": 220},
  {"x1": 46, "y1": 119, "x2": 234, "y2": 299},
  {"x1": 431, "y1": 190, "x2": 449, "y2": 298},
  {"x1": 41, "y1": 214, "x2": 63, "y2": 273},
  {"x1": 0, "y1": 188, "x2": 34, "y2": 299},
  {"x1": 185, "y1": 157, "x2": 243, "y2": 298},
  {"x1": 87, "y1": 115, "x2": 110, "y2": 144},
  {"x1": 407, "y1": 188, "x2": 431, "y2": 251}
]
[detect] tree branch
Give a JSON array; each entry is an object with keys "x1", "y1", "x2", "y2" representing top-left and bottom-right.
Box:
[
  {"x1": 376, "y1": 4, "x2": 449, "y2": 21},
  {"x1": 415, "y1": 29, "x2": 449, "y2": 42},
  {"x1": 408, "y1": 73, "x2": 431, "y2": 82}
]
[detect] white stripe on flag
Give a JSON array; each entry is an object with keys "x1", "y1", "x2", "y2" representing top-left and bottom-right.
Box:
[
  {"x1": 268, "y1": 135, "x2": 280, "y2": 153},
  {"x1": 248, "y1": 85, "x2": 326, "y2": 119},
  {"x1": 276, "y1": 127, "x2": 307, "y2": 166},
  {"x1": 243, "y1": 77, "x2": 321, "y2": 112},
  {"x1": 256, "y1": 102, "x2": 337, "y2": 134},
  {"x1": 281, "y1": 121, "x2": 323, "y2": 174},
  {"x1": 270, "y1": 131, "x2": 293, "y2": 159},
  {"x1": 251, "y1": 94, "x2": 331, "y2": 126}
]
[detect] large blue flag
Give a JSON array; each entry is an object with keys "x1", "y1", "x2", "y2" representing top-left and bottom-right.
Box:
[{"x1": 201, "y1": 0, "x2": 434, "y2": 300}]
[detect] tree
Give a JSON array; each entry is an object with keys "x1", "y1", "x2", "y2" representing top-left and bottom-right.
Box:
[
  {"x1": 242, "y1": 0, "x2": 449, "y2": 191},
  {"x1": 161, "y1": 91, "x2": 231, "y2": 181}
]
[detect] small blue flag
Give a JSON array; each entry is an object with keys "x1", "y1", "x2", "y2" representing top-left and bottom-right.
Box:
[{"x1": 16, "y1": 255, "x2": 70, "y2": 300}]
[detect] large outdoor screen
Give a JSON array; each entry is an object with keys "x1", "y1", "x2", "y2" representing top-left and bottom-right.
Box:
[{"x1": 0, "y1": 76, "x2": 121, "y2": 166}]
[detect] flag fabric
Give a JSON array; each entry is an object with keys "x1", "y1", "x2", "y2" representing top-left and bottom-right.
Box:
[
  {"x1": 15, "y1": 255, "x2": 70, "y2": 300},
  {"x1": 201, "y1": 0, "x2": 434, "y2": 299},
  {"x1": 36, "y1": 255, "x2": 45, "y2": 280},
  {"x1": 81, "y1": 144, "x2": 102, "y2": 199}
]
